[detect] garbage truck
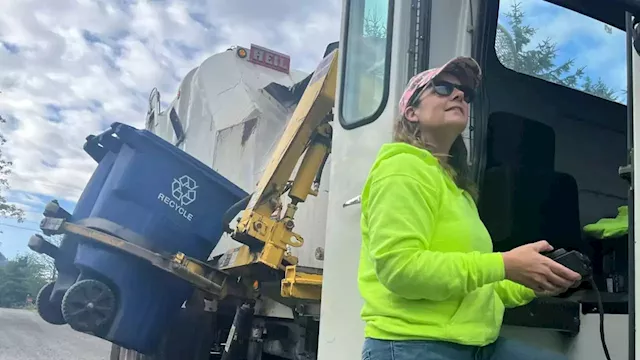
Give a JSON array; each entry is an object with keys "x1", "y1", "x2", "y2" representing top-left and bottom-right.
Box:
[{"x1": 26, "y1": 0, "x2": 640, "y2": 359}]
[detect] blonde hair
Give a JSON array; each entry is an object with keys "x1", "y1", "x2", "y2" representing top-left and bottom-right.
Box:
[{"x1": 392, "y1": 114, "x2": 479, "y2": 201}]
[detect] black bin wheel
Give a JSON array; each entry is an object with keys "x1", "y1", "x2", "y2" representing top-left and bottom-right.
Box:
[
  {"x1": 62, "y1": 279, "x2": 116, "y2": 333},
  {"x1": 36, "y1": 281, "x2": 66, "y2": 325}
]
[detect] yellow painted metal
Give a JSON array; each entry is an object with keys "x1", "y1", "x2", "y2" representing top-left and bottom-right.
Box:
[
  {"x1": 281, "y1": 265, "x2": 323, "y2": 300},
  {"x1": 217, "y1": 245, "x2": 256, "y2": 270},
  {"x1": 239, "y1": 49, "x2": 338, "y2": 217},
  {"x1": 255, "y1": 215, "x2": 304, "y2": 270},
  {"x1": 231, "y1": 49, "x2": 339, "y2": 272},
  {"x1": 173, "y1": 252, "x2": 206, "y2": 276},
  {"x1": 289, "y1": 124, "x2": 332, "y2": 202},
  {"x1": 60, "y1": 222, "x2": 229, "y2": 297}
]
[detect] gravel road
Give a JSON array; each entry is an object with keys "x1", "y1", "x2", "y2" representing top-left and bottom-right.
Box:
[{"x1": 0, "y1": 308, "x2": 112, "y2": 360}]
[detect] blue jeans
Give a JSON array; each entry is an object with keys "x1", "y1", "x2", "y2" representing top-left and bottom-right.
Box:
[{"x1": 362, "y1": 337, "x2": 568, "y2": 360}]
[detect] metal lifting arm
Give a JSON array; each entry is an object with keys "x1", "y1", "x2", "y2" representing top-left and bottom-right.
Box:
[
  {"x1": 28, "y1": 51, "x2": 341, "y2": 309},
  {"x1": 230, "y1": 49, "x2": 339, "y2": 274}
]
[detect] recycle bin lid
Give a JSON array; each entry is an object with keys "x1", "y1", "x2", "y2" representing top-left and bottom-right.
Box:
[{"x1": 103, "y1": 122, "x2": 249, "y2": 201}]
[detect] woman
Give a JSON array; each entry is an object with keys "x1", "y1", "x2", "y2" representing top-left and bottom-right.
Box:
[{"x1": 358, "y1": 56, "x2": 582, "y2": 360}]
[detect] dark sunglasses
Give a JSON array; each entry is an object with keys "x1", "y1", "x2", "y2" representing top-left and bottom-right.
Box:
[{"x1": 410, "y1": 80, "x2": 476, "y2": 106}]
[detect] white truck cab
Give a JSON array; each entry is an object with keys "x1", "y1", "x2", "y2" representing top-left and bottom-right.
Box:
[{"x1": 320, "y1": 0, "x2": 639, "y2": 359}]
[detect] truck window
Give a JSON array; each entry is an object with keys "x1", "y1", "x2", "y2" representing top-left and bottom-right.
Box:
[
  {"x1": 339, "y1": 0, "x2": 394, "y2": 129},
  {"x1": 495, "y1": 0, "x2": 626, "y2": 105}
]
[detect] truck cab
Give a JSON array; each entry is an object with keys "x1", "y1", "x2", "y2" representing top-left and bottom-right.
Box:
[{"x1": 320, "y1": 0, "x2": 637, "y2": 359}]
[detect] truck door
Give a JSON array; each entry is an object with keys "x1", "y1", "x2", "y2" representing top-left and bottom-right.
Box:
[
  {"x1": 630, "y1": 11, "x2": 640, "y2": 360},
  {"x1": 318, "y1": 0, "x2": 478, "y2": 359}
]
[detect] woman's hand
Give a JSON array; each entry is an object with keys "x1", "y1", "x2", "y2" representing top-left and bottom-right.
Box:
[
  {"x1": 534, "y1": 280, "x2": 581, "y2": 297},
  {"x1": 501, "y1": 240, "x2": 582, "y2": 295}
]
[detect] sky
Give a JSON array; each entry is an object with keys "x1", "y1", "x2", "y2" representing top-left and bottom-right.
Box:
[
  {"x1": 498, "y1": 0, "x2": 627, "y2": 101},
  {"x1": 0, "y1": 0, "x2": 628, "y2": 259}
]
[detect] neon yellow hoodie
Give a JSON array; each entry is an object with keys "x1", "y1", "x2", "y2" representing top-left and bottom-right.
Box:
[{"x1": 358, "y1": 142, "x2": 536, "y2": 346}]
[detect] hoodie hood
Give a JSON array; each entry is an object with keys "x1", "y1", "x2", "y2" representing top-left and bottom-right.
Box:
[
  {"x1": 373, "y1": 142, "x2": 439, "y2": 168},
  {"x1": 368, "y1": 142, "x2": 462, "y2": 195}
]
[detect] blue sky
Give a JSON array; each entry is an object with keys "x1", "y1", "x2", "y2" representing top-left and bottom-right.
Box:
[
  {"x1": 498, "y1": 0, "x2": 627, "y2": 102},
  {"x1": 0, "y1": 0, "x2": 628, "y2": 258}
]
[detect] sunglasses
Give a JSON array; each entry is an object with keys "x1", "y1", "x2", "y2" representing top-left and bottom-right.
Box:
[{"x1": 410, "y1": 80, "x2": 476, "y2": 106}]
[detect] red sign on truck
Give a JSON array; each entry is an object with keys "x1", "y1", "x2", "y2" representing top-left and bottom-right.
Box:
[{"x1": 248, "y1": 44, "x2": 291, "y2": 74}]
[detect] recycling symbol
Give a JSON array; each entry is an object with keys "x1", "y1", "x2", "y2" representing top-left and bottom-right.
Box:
[{"x1": 171, "y1": 175, "x2": 198, "y2": 206}]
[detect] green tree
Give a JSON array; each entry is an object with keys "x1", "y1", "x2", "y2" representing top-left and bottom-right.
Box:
[
  {"x1": 0, "y1": 254, "x2": 47, "y2": 308},
  {"x1": 362, "y1": 9, "x2": 388, "y2": 79},
  {"x1": 37, "y1": 235, "x2": 63, "y2": 281},
  {"x1": 363, "y1": 9, "x2": 387, "y2": 39},
  {"x1": 0, "y1": 115, "x2": 25, "y2": 223},
  {"x1": 496, "y1": 1, "x2": 621, "y2": 102}
]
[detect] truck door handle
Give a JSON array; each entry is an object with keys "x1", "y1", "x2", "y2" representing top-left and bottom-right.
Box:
[{"x1": 343, "y1": 195, "x2": 361, "y2": 208}]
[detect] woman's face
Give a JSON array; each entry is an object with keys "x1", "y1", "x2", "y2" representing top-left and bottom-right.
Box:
[{"x1": 405, "y1": 72, "x2": 470, "y2": 136}]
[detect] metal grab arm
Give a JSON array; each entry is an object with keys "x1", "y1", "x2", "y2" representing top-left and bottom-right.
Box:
[
  {"x1": 231, "y1": 49, "x2": 339, "y2": 271},
  {"x1": 38, "y1": 217, "x2": 245, "y2": 299}
]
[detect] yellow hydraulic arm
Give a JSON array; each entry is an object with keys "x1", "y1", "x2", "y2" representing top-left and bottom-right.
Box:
[{"x1": 223, "y1": 49, "x2": 339, "y2": 299}]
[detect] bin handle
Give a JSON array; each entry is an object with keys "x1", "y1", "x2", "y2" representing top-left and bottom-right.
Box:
[
  {"x1": 92, "y1": 124, "x2": 118, "y2": 141},
  {"x1": 83, "y1": 123, "x2": 122, "y2": 162},
  {"x1": 83, "y1": 136, "x2": 108, "y2": 163}
]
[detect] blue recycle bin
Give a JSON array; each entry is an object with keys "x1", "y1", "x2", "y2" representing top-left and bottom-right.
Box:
[
  {"x1": 36, "y1": 138, "x2": 121, "y2": 326},
  {"x1": 61, "y1": 122, "x2": 247, "y2": 354},
  {"x1": 49, "y1": 150, "x2": 119, "y2": 304}
]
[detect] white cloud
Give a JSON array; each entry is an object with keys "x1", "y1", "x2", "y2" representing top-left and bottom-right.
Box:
[
  {"x1": 10, "y1": 192, "x2": 46, "y2": 208},
  {"x1": 5, "y1": 197, "x2": 45, "y2": 224},
  {"x1": 0, "y1": 0, "x2": 341, "y2": 214}
]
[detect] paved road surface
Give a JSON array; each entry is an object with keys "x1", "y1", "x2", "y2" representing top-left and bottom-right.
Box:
[{"x1": 0, "y1": 308, "x2": 112, "y2": 360}]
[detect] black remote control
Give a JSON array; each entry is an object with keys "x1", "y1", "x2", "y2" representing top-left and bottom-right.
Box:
[
  {"x1": 543, "y1": 248, "x2": 592, "y2": 279},
  {"x1": 544, "y1": 250, "x2": 610, "y2": 359}
]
